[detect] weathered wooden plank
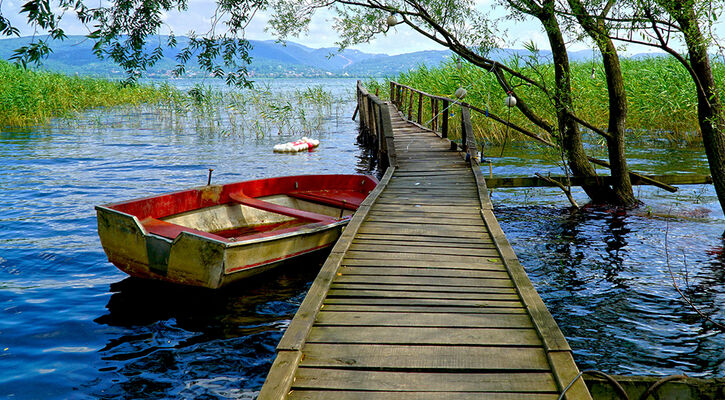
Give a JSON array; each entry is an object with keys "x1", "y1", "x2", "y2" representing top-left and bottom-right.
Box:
[
  {"x1": 288, "y1": 391, "x2": 559, "y2": 400},
  {"x1": 347, "y1": 243, "x2": 495, "y2": 256},
  {"x1": 353, "y1": 233, "x2": 493, "y2": 244},
  {"x1": 376, "y1": 191, "x2": 479, "y2": 199},
  {"x1": 386, "y1": 181, "x2": 477, "y2": 188},
  {"x1": 374, "y1": 197, "x2": 480, "y2": 205},
  {"x1": 339, "y1": 266, "x2": 509, "y2": 279},
  {"x1": 257, "y1": 350, "x2": 301, "y2": 400},
  {"x1": 371, "y1": 204, "x2": 480, "y2": 213},
  {"x1": 356, "y1": 226, "x2": 485, "y2": 239},
  {"x1": 351, "y1": 238, "x2": 496, "y2": 249},
  {"x1": 548, "y1": 351, "x2": 593, "y2": 400},
  {"x1": 341, "y1": 258, "x2": 505, "y2": 270},
  {"x1": 319, "y1": 304, "x2": 526, "y2": 314},
  {"x1": 315, "y1": 311, "x2": 531, "y2": 328},
  {"x1": 307, "y1": 326, "x2": 540, "y2": 345},
  {"x1": 330, "y1": 282, "x2": 513, "y2": 293},
  {"x1": 394, "y1": 170, "x2": 472, "y2": 177},
  {"x1": 367, "y1": 207, "x2": 482, "y2": 217},
  {"x1": 343, "y1": 251, "x2": 498, "y2": 264},
  {"x1": 393, "y1": 162, "x2": 469, "y2": 170},
  {"x1": 334, "y1": 274, "x2": 511, "y2": 287},
  {"x1": 323, "y1": 297, "x2": 524, "y2": 309},
  {"x1": 291, "y1": 368, "x2": 558, "y2": 393},
  {"x1": 300, "y1": 344, "x2": 550, "y2": 371},
  {"x1": 326, "y1": 288, "x2": 517, "y2": 300}
]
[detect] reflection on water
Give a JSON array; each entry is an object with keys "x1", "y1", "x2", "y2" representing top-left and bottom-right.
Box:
[
  {"x1": 490, "y1": 140, "x2": 724, "y2": 377},
  {"x1": 87, "y1": 257, "x2": 324, "y2": 399}
]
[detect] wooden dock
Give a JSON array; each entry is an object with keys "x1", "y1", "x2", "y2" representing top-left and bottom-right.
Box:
[{"x1": 257, "y1": 84, "x2": 592, "y2": 399}]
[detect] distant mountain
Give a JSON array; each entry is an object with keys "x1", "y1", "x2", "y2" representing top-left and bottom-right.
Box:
[
  {"x1": 0, "y1": 35, "x2": 666, "y2": 79},
  {"x1": 0, "y1": 36, "x2": 439, "y2": 78}
]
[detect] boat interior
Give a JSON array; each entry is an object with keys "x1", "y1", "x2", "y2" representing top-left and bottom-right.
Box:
[{"x1": 103, "y1": 175, "x2": 376, "y2": 243}]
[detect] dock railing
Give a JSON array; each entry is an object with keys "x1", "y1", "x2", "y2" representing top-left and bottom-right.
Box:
[
  {"x1": 388, "y1": 81, "x2": 681, "y2": 193},
  {"x1": 356, "y1": 81, "x2": 397, "y2": 169},
  {"x1": 388, "y1": 81, "x2": 478, "y2": 156}
]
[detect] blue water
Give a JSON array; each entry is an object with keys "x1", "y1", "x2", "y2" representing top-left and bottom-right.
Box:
[
  {"x1": 489, "y1": 141, "x2": 725, "y2": 377},
  {"x1": 0, "y1": 78, "x2": 375, "y2": 399},
  {"x1": 0, "y1": 80, "x2": 723, "y2": 399}
]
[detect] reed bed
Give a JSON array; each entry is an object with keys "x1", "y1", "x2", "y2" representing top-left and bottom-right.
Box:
[
  {"x1": 367, "y1": 56, "x2": 724, "y2": 145},
  {"x1": 149, "y1": 83, "x2": 348, "y2": 138},
  {"x1": 1, "y1": 60, "x2": 349, "y2": 137},
  {"x1": 0, "y1": 60, "x2": 161, "y2": 129}
]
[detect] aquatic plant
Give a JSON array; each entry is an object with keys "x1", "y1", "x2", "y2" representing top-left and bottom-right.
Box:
[
  {"x1": 0, "y1": 60, "x2": 161, "y2": 129},
  {"x1": 1, "y1": 61, "x2": 350, "y2": 138},
  {"x1": 367, "y1": 56, "x2": 724, "y2": 146},
  {"x1": 149, "y1": 83, "x2": 349, "y2": 138}
]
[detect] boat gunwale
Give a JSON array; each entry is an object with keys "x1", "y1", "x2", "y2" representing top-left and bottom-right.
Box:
[{"x1": 95, "y1": 205, "x2": 351, "y2": 248}]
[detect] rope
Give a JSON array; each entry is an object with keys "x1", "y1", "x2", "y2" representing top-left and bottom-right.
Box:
[{"x1": 556, "y1": 370, "x2": 690, "y2": 400}]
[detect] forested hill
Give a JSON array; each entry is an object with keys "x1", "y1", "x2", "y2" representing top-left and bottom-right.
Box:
[{"x1": 0, "y1": 35, "x2": 616, "y2": 78}]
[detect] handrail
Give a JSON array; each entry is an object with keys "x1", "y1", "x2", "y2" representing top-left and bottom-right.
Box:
[
  {"x1": 356, "y1": 81, "x2": 397, "y2": 169},
  {"x1": 388, "y1": 81, "x2": 677, "y2": 193},
  {"x1": 388, "y1": 81, "x2": 480, "y2": 166}
]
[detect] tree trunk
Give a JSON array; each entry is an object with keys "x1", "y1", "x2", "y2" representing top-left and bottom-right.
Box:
[
  {"x1": 672, "y1": 4, "x2": 725, "y2": 212},
  {"x1": 567, "y1": 0, "x2": 637, "y2": 206},
  {"x1": 537, "y1": 2, "x2": 615, "y2": 203}
]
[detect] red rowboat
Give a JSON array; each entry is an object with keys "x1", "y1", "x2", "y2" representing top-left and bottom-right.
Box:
[{"x1": 96, "y1": 174, "x2": 377, "y2": 288}]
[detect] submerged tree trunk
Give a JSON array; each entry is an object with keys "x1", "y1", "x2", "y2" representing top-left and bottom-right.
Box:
[
  {"x1": 535, "y1": 1, "x2": 617, "y2": 203},
  {"x1": 567, "y1": 0, "x2": 637, "y2": 206},
  {"x1": 670, "y1": 3, "x2": 725, "y2": 212}
]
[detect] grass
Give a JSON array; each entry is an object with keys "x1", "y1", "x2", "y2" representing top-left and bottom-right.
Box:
[
  {"x1": 1, "y1": 60, "x2": 349, "y2": 138},
  {"x1": 150, "y1": 82, "x2": 348, "y2": 137},
  {"x1": 366, "y1": 56, "x2": 724, "y2": 145},
  {"x1": 0, "y1": 60, "x2": 161, "y2": 129}
]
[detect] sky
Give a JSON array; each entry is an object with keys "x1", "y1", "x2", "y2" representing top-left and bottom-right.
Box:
[
  {"x1": 1, "y1": 0, "x2": 701, "y2": 55},
  {"x1": 0, "y1": 0, "x2": 573, "y2": 55}
]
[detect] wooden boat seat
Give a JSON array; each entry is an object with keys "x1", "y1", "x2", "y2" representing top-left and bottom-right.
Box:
[
  {"x1": 287, "y1": 190, "x2": 365, "y2": 211},
  {"x1": 228, "y1": 192, "x2": 338, "y2": 223},
  {"x1": 140, "y1": 217, "x2": 230, "y2": 242}
]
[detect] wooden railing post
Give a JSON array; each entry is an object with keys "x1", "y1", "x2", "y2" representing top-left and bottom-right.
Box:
[
  {"x1": 461, "y1": 105, "x2": 476, "y2": 157},
  {"x1": 408, "y1": 90, "x2": 414, "y2": 120},
  {"x1": 390, "y1": 82, "x2": 395, "y2": 103},
  {"x1": 441, "y1": 99, "x2": 449, "y2": 138},
  {"x1": 417, "y1": 92, "x2": 423, "y2": 124},
  {"x1": 432, "y1": 98, "x2": 439, "y2": 133},
  {"x1": 378, "y1": 102, "x2": 397, "y2": 168}
]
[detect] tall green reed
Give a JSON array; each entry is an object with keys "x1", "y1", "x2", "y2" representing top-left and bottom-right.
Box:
[
  {"x1": 370, "y1": 56, "x2": 723, "y2": 146},
  {"x1": 0, "y1": 60, "x2": 160, "y2": 129}
]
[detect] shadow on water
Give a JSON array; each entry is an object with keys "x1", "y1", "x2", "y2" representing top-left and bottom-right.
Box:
[{"x1": 87, "y1": 252, "x2": 327, "y2": 399}]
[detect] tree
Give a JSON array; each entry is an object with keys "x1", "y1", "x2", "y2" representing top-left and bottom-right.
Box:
[
  {"x1": 591, "y1": 0, "x2": 725, "y2": 211},
  {"x1": 1, "y1": 0, "x2": 262, "y2": 86},
  {"x1": 563, "y1": 0, "x2": 636, "y2": 205}
]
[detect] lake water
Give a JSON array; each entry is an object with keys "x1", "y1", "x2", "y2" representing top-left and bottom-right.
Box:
[{"x1": 0, "y1": 78, "x2": 723, "y2": 399}]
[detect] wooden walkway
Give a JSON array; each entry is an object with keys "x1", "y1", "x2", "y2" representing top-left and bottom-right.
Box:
[{"x1": 258, "y1": 97, "x2": 592, "y2": 399}]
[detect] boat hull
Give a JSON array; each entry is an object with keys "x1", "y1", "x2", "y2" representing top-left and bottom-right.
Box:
[
  {"x1": 96, "y1": 174, "x2": 376, "y2": 288},
  {"x1": 97, "y1": 206, "x2": 346, "y2": 288}
]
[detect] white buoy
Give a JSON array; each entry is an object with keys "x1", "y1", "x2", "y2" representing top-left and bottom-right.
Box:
[
  {"x1": 386, "y1": 14, "x2": 398, "y2": 27},
  {"x1": 273, "y1": 137, "x2": 321, "y2": 153},
  {"x1": 454, "y1": 87, "x2": 467, "y2": 99},
  {"x1": 505, "y1": 92, "x2": 517, "y2": 108}
]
